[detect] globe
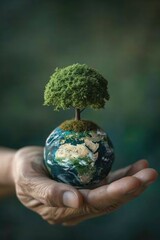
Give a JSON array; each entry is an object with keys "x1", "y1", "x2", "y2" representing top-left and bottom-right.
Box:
[{"x1": 44, "y1": 125, "x2": 114, "y2": 188}]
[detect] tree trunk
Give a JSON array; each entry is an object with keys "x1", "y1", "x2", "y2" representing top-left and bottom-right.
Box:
[{"x1": 75, "y1": 108, "x2": 81, "y2": 120}]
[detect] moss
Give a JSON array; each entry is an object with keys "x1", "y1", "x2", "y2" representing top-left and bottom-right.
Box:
[{"x1": 59, "y1": 119, "x2": 100, "y2": 132}]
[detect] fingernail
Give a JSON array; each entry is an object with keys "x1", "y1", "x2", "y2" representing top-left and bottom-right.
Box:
[{"x1": 63, "y1": 191, "x2": 78, "y2": 208}]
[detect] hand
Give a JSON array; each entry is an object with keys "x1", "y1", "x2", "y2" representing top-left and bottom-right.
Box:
[{"x1": 13, "y1": 146, "x2": 158, "y2": 226}]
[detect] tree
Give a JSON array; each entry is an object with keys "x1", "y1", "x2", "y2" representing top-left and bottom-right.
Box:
[{"x1": 44, "y1": 63, "x2": 110, "y2": 120}]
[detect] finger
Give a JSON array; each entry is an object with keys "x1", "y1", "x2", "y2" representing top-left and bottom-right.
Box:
[
  {"x1": 107, "y1": 159, "x2": 149, "y2": 184},
  {"x1": 24, "y1": 177, "x2": 83, "y2": 208},
  {"x1": 62, "y1": 177, "x2": 142, "y2": 226},
  {"x1": 62, "y1": 209, "x2": 104, "y2": 226},
  {"x1": 33, "y1": 205, "x2": 85, "y2": 225},
  {"x1": 133, "y1": 168, "x2": 158, "y2": 186},
  {"x1": 80, "y1": 176, "x2": 141, "y2": 211},
  {"x1": 123, "y1": 168, "x2": 158, "y2": 198},
  {"x1": 63, "y1": 168, "x2": 158, "y2": 225},
  {"x1": 61, "y1": 206, "x2": 103, "y2": 226}
]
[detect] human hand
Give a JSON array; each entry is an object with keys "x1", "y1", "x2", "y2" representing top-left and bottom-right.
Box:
[{"x1": 13, "y1": 146, "x2": 158, "y2": 226}]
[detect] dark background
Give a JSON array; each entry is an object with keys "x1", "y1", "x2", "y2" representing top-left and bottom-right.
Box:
[{"x1": 0, "y1": 0, "x2": 160, "y2": 239}]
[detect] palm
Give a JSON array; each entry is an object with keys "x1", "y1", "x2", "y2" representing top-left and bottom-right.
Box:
[{"x1": 14, "y1": 147, "x2": 157, "y2": 226}]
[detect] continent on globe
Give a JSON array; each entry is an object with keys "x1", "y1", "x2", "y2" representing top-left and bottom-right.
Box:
[
  {"x1": 44, "y1": 122, "x2": 114, "y2": 188},
  {"x1": 43, "y1": 63, "x2": 115, "y2": 188}
]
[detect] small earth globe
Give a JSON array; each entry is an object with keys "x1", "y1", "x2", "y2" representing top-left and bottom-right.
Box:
[{"x1": 44, "y1": 121, "x2": 114, "y2": 188}]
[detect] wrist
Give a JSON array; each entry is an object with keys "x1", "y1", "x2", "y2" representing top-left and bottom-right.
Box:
[
  {"x1": 0, "y1": 148, "x2": 16, "y2": 196},
  {"x1": 10, "y1": 150, "x2": 17, "y2": 186}
]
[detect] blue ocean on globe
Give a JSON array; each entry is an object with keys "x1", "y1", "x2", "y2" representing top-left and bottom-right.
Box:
[{"x1": 44, "y1": 127, "x2": 114, "y2": 188}]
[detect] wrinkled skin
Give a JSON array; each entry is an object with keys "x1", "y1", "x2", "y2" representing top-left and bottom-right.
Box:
[{"x1": 13, "y1": 146, "x2": 158, "y2": 226}]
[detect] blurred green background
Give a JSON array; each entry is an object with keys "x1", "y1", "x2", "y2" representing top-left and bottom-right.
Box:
[{"x1": 0, "y1": 0, "x2": 160, "y2": 239}]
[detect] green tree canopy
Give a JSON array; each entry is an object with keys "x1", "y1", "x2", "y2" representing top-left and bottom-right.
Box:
[{"x1": 44, "y1": 63, "x2": 109, "y2": 109}]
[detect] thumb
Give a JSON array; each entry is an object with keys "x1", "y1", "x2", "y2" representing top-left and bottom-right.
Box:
[
  {"x1": 14, "y1": 146, "x2": 83, "y2": 208},
  {"x1": 26, "y1": 176, "x2": 83, "y2": 208}
]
